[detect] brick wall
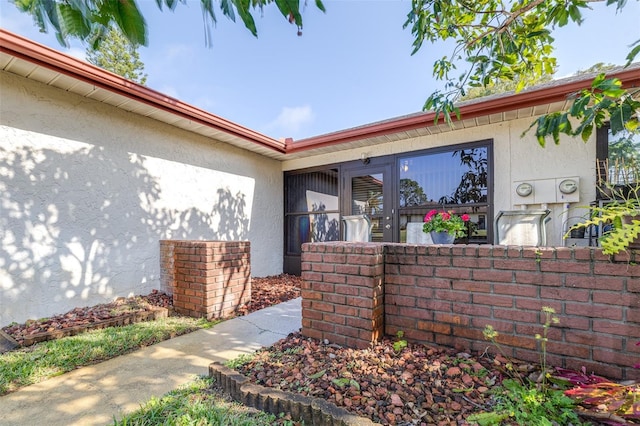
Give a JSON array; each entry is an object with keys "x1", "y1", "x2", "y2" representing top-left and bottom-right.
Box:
[
  {"x1": 301, "y1": 243, "x2": 385, "y2": 349},
  {"x1": 301, "y1": 242, "x2": 640, "y2": 380},
  {"x1": 160, "y1": 240, "x2": 251, "y2": 319}
]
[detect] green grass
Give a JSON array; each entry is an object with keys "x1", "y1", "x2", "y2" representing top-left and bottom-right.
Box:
[
  {"x1": 0, "y1": 316, "x2": 215, "y2": 395},
  {"x1": 112, "y1": 376, "x2": 281, "y2": 426}
]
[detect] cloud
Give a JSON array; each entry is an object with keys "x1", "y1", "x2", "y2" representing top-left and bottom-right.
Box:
[{"x1": 269, "y1": 105, "x2": 315, "y2": 136}]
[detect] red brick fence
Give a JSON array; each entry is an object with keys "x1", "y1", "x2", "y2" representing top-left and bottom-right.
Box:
[
  {"x1": 160, "y1": 240, "x2": 251, "y2": 319},
  {"x1": 301, "y1": 242, "x2": 640, "y2": 381}
]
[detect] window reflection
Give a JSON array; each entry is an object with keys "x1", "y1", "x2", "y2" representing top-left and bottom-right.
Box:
[
  {"x1": 605, "y1": 129, "x2": 639, "y2": 185},
  {"x1": 399, "y1": 148, "x2": 488, "y2": 206},
  {"x1": 399, "y1": 145, "x2": 490, "y2": 244}
]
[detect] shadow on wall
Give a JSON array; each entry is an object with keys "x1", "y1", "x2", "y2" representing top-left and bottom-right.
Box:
[{"x1": 0, "y1": 144, "x2": 249, "y2": 325}]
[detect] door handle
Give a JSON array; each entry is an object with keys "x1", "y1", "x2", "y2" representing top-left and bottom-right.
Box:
[{"x1": 385, "y1": 224, "x2": 391, "y2": 229}]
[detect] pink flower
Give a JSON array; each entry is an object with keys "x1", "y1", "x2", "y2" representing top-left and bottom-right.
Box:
[
  {"x1": 424, "y1": 210, "x2": 438, "y2": 222},
  {"x1": 440, "y1": 212, "x2": 451, "y2": 220},
  {"x1": 461, "y1": 214, "x2": 470, "y2": 222}
]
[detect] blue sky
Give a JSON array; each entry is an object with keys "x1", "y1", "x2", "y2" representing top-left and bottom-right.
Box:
[{"x1": 1, "y1": 0, "x2": 639, "y2": 140}]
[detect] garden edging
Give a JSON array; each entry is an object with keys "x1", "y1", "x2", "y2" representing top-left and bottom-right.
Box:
[
  {"x1": 209, "y1": 362, "x2": 380, "y2": 426},
  {"x1": 16, "y1": 306, "x2": 170, "y2": 347}
]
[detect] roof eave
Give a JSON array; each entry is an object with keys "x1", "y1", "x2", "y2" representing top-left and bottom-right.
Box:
[
  {"x1": 286, "y1": 66, "x2": 640, "y2": 154},
  {"x1": 0, "y1": 29, "x2": 286, "y2": 154}
]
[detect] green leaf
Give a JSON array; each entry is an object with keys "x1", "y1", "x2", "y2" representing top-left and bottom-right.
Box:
[
  {"x1": 567, "y1": 5, "x2": 583, "y2": 23},
  {"x1": 526, "y1": 29, "x2": 550, "y2": 38},
  {"x1": 609, "y1": 102, "x2": 633, "y2": 134},
  {"x1": 580, "y1": 122, "x2": 594, "y2": 142},
  {"x1": 232, "y1": 0, "x2": 257, "y2": 37},
  {"x1": 569, "y1": 94, "x2": 591, "y2": 117},
  {"x1": 625, "y1": 39, "x2": 640, "y2": 65},
  {"x1": 625, "y1": 118, "x2": 639, "y2": 132},
  {"x1": 467, "y1": 412, "x2": 509, "y2": 425},
  {"x1": 307, "y1": 369, "x2": 326, "y2": 379},
  {"x1": 113, "y1": 0, "x2": 147, "y2": 46},
  {"x1": 57, "y1": 3, "x2": 91, "y2": 39},
  {"x1": 315, "y1": 0, "x2": 326, "y2": 13},
  {"x1": 219, "y1": 0, "x2": 235, "y2": 22},
  {"x1": 591, "y1": 73, "x2": 606, "y2": 88},
  {"x1": 331, "y1": 377, "x2": 350, "y2": 388}
]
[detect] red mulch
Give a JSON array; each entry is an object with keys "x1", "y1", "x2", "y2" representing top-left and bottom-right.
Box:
[
  {"x1": 2, "y1": 274, "x2": 302, "y2": 346},
  {"x1": 2, "y1": 275, "x2": 629, "y2": 425},
  {"x1": 236, "y1": 274, "x2": 302, "y2": 314},
  {"x1": 236, "y1": 332, "x2": 520, "y2": 425}
]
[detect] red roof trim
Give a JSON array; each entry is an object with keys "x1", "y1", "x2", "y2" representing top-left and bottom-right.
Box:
[
  {"x1": 0, "y1": 30, "x2": 286, "y2": 154},
  {"x1": 2, "y1": 29, "x2": 639, "y2": 157},
  {"x1": 285, "y1": 67, "x2": 640, "y2": 154}
]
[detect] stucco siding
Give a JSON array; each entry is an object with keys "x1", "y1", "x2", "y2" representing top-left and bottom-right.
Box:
[
  {"x1": 282, "y1": 119, "x2": 597, "y2": 247},
  {"x1": 0, "y1": 71, "x2": 283, "y2": 325}
]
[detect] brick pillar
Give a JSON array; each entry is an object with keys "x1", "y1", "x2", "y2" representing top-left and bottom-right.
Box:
[
  {"x1": 159, "y1": 241, "x2": 175, "y2": 295},
  {"x1": 301, "y1": 242, "x2": 385, "y2": 349},
  {"x1": 159, "y1": 240, "x2": 251, "y2": 319}
]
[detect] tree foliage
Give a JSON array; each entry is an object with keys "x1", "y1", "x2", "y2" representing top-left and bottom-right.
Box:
[
  {"x1": 400, "y1": 178, "x2": 428, "y2": 207},
  {"x1": 574, "y1": 62, "x2": 618, "y2": 76},
  {"x1": 440, "y1": 149, "x2": 488, "y2": 204},
  {"x1": 402, "y1": 0, "x2": 640, "y2": 144},
  {"x1": 460, "y1": 73, "x2": 553, "y2": 101},
  {"x1": 85, "y1": 26, "x2": 147, "y2": 84},
  {"x1": 11, "y1": 0, "x2": 326, "y2": 48},
  {"x1": 526, "y1": 73, "x2": 640, "y2": 146}
]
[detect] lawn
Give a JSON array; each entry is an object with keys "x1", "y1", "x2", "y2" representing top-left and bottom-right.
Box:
[{"x1": 0, "y1": 316, "x2": 214, "y2": 395}]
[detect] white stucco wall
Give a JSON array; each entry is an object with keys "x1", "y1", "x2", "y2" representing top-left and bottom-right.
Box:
[
  {"x1": 283, "y1": 119, "x2": 597, "y2": 247},
  {"x1": 0, "y1": 71, "x2": 283, "y2": 325}
]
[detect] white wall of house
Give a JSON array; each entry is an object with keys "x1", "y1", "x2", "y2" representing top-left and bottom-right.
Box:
[
  {"x1": 282, "y1": 119, "x2": 596, "y2": 247},
  {"x1": 0, "y1": 71, "x2": 283, "y2": 325}
]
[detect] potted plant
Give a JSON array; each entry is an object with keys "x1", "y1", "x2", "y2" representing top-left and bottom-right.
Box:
[{"x1": 422, "y1": 210, "x2": 471, "y2": 244}]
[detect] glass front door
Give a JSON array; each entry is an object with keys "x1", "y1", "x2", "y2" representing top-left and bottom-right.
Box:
[{"x1": 343, "y1": 163, "x2": 394, "y2": 242}]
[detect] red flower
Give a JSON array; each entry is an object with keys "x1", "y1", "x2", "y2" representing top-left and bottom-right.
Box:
[
  {"x1": 424, "y1": 210, "x2": 438, "y2": 222},
  {"x1": 461, "y1": 214, "x2": 470, "y2": 222},
  {"x1": 440, "y1": 212, "x2": 451, "y2": 220}
]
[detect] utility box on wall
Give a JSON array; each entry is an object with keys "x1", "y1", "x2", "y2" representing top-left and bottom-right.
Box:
[{"x1": 513, "y1": 177, "x2": 580, "y2": 205}]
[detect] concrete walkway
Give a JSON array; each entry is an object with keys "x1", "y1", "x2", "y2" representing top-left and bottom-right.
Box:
[{"x1": 0, "y1": 298, "x2": 302, "y2": 426}]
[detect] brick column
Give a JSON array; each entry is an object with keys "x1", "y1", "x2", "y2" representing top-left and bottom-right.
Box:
[
  {"x1": 301, "y1": 242, "x2": 385, "y2": 349},
  {"x1": 159, "y1": 241, "x2": 175, "y2": 295},
  {"x1": 160, "y1": 240, "x2": 251, "y2": 319}
]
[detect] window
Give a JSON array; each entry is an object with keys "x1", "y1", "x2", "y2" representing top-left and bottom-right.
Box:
[
  {"x1": 284, "y1": 168, "x2": 340, "y2": 274},
  {"x1": 596, "y1": 125, "x2": 640, "y2": 198},
  {"x1": 398, "y1": 142, "x2": 492, "y2": 244}
]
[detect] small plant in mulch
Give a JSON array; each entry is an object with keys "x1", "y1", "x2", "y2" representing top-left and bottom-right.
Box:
[
  {"x1": 392, "y1": 330, "x2": 408, "y2": 353},
  {"x1": 470, "y1": 307, "x2": 640, "y2": 426}
]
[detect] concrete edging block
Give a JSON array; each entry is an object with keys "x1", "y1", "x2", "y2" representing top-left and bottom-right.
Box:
[{"x1": 209, "y1": 362, "x2": 379, "y2": 426}]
